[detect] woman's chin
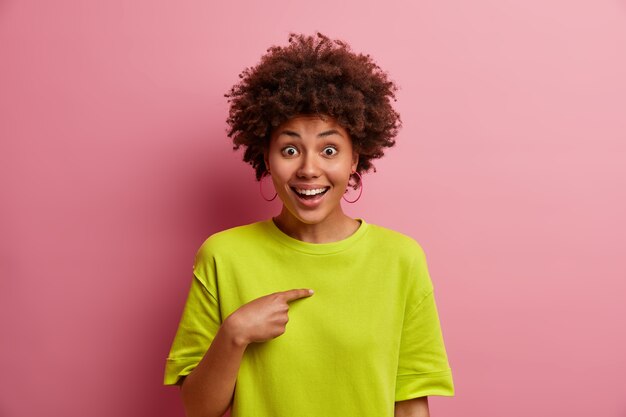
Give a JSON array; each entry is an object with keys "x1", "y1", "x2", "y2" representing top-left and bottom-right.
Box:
[{"x1": 280, "y1": 199, "x2": 343, "y2": 227}]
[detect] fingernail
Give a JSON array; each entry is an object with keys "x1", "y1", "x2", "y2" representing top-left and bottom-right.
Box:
[{"x1": 308, "y1": 289, "x2": 314, "y2": 295}]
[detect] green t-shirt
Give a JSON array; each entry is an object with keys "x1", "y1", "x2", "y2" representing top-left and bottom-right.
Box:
[{"x1": 164, "y1": 219, "x2": 454, "y2": 416}]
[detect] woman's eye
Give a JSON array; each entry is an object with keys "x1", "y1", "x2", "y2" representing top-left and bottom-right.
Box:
[
  {"x1": 281, "y1": 146, "x2": 298, "y2": 157},
  {"x1": 322, "y1": 146, "x2": 338, "y2": 156}
]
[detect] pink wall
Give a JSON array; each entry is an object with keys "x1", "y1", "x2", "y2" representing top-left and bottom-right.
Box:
[{"x1": 1, "y1": 1, "x2": 625, "y2": 416}]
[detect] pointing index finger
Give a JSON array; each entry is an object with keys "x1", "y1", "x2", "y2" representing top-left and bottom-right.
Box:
[{"x1": 281, "y1": 288, "x2": 315, "y2": 302}]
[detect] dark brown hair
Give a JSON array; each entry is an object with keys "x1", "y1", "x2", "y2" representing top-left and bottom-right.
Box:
[{"x1": 225, "y1": 32, "x2": 401, "y2": 185}]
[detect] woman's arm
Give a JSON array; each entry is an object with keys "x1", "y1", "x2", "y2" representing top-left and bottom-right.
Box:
[
  {"x1": 395, "y1": 396, "x2": 430, "y2": 417},
  {"x1": 179, "y1": 317, "x2": 247, "y2": 417},
  {"x1": 178, "y1": 288, "x2": 314, "y2": 417}
]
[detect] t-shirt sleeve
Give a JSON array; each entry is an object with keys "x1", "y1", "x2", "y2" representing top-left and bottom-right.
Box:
[
  {"x1": 163, "y1": 242, "x2": 222, "y2": 386},
  {"x1": 395, "y1": 246, "x2": 455, "y2": 401}
]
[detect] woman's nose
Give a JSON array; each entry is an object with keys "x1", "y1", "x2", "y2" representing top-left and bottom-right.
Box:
[{"x1": 296, "y1": 153, "x2": 321, "y2": 178}]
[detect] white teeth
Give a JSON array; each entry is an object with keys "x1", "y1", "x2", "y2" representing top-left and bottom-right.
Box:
[{"x1": 295, "y1": 187, "x2": 327, "y2": 196}]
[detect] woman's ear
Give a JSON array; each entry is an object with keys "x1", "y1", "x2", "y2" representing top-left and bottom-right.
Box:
[
  {"x1": 263, "y1": 151, "x2": 270, "y2": 174},
  {"x1": 351, "y1": 152, "x2": 359, "y2": 172}
]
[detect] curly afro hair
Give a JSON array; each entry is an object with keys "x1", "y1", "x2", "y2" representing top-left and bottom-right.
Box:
[{"x1": 225, "y1": 32, "x2": 402, "y2": 185}]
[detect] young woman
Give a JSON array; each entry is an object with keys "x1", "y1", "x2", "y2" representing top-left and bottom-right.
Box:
[{"x1": 164, "y1": 33, "x2": 454, "y2": 417}]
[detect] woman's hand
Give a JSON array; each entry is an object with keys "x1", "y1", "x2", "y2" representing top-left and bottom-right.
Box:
[{"x1": 223, "y1": 289, "x2": 314, "y2": 347}]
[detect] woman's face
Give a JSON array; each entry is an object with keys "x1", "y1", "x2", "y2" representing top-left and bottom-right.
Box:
[{"x1": 265, "y1": 115, "x2": 358, "y2": 227}]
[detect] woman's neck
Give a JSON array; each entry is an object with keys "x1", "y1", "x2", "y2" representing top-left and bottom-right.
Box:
[{"x1": 272, "y1": 208, "x2": 361, "y2": 244}]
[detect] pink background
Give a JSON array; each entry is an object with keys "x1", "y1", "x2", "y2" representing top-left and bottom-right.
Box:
[{"x1": 1, "y1": 0, "x2": 625, "y2": 416}]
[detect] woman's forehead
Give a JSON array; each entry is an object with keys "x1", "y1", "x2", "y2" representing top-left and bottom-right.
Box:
[{"x1": 275, "y1": 114, "x2": 345, "y2": 132}]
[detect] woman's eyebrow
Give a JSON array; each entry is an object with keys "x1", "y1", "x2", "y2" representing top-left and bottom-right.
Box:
[
  {"x1": 279, "y1": 130, "x2": 301, "y2": 138},
  {"x1": 318, "y1": 129, "x2": 342, "y2": 138},
  {"x1": 279, "y1": 129, "x2": 343, "y2": 138}
]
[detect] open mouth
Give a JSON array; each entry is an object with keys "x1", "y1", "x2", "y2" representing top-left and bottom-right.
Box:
[{"x1": 291, "y1": 186, "x2": 330, "y2": 200}]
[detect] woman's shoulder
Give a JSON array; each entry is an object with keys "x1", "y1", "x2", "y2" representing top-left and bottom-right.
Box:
[
  {"x1": 195, "y1": 220, "x2": 269, "y2": 256},
  {"x1": 365, "y1": 222, "x2": 427, "y2": 260}
]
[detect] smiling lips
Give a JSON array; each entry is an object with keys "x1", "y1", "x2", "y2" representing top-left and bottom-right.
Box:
[
  {"x1": 294, "y1": 187, "x2": 328, "y2": 196},
  {"x1": 290, "y1": 186, "x2": 330, "y2": 202}
]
